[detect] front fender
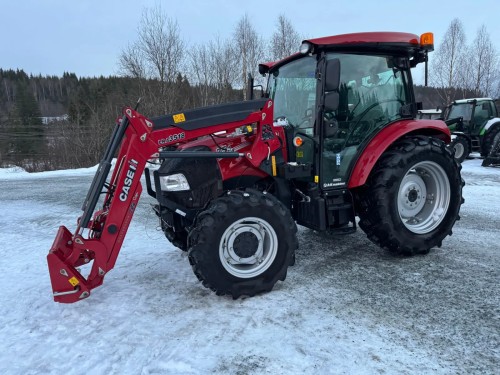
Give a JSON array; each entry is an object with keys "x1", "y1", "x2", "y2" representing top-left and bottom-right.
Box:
[{"x1": 348, "y1": 119, "x2": 450, "y2": 188}]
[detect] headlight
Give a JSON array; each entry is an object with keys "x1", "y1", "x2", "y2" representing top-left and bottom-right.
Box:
[{"x1": 159, "y1": 173, "x2": 190, "y2": 191}]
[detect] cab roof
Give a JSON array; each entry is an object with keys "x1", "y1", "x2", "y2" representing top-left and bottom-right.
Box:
[
  {"x1": 305, "y1": 32, "x2": 420, "y2": 49},
  {"x1": 259, "y1": 31, "x2": 428, "y2": 74},
  {"x1": 453, "y1": 98, "x2": 493, "y2": 104}
]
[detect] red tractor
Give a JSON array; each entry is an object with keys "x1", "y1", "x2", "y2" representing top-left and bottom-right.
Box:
[{"x1": 47, "y1": 32, "x2": 464, "y2": 303}]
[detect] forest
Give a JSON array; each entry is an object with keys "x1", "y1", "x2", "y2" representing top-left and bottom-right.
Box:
[{"x1": 0, "y1": 11, "x2": 497, "y2": 171}]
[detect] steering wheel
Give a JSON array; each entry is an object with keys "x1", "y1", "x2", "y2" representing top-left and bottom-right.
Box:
[
  {"x1": 298, "y1": 108, "x2": 315, "y2": 129},
  {"x1": 344, "y1": 99, "x2": 404, "y2": 146}
]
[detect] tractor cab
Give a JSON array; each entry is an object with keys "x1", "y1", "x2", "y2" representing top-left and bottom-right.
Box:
[
  {"x1": 261, "y1": 35, "x2": 423, "y2": 191},
  {"x1": 444, "y1": 98, "x2": 500, "y2": 160},
  {"x1": 258, "y1": 33, "x2": 431, "y2": 230}
]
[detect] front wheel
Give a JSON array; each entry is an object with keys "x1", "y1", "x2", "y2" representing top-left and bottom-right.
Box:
[
  {"x1": 450, "y1": 135, "x2": 470, "y2": 163},
  {"x1": 356, "y1": 136, "x2": 464, "y2": 256},
  {"x1": 188, "y1": 190, "x2": 297, "y2": 298}
]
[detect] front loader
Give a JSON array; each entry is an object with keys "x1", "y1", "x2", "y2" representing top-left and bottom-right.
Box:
[{"x1": 48, "y1": 31, "x2": 464, "y2": 303}]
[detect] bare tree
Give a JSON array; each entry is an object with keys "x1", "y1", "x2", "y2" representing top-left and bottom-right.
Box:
[
  {"x1": 189, "y1": 43, "x2": 212, "y2": 106},
  {"x1": 189, "y1": 36, "x2": 239, "y2": 106},
  {"x1": 233, "y1": 14, "x2": 265, "y2": 99},
  {"x1": 138, "y1": 6, "x2": 183, "y2": 84},
  {"x1": 118, "y1": 43, "x2": 146, "y2": 80},
  {"x1": 119, "y1": 5, "x2": 184, "y2": 114},
  {"x1": 269, "y1": 15, "x2": 301, "y2": 61},
  {"x1": 431, "y1": 18, "x2": 466, "y2": 104},
  {"x1": 466, "y1": 25, "x2": 499, "y2": 97}
]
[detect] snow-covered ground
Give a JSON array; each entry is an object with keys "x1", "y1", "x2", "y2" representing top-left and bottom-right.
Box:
[{"x1": 0, "y1": 158, "x2": 498, "y2": 375}]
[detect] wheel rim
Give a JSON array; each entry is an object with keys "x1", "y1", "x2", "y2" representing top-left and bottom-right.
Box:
[
  {"x1": 219, "y1": 217, "x2": 278, "y2": 278},
  {"x1": 453, "y1": 142, "x2": 464, "y2": 159},
  {"x1": 397, "y1": 161, "x2": 450, "y2": 234}
]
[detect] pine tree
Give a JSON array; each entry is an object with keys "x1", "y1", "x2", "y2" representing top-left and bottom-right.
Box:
[{"x1": 10, "y1": 81, "x2": 45, "y2": 158}]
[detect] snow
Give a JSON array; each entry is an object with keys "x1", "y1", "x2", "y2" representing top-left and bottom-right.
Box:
[
  {"x1": 0, "y1": 157, "x2": 498, "y2": 374},
  {"x1": 0, "y1": 164, "x2": 99, "y2": 179}
]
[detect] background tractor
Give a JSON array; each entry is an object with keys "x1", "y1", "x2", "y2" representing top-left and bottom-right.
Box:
[
  {"x1": 444, "y1": 98, "x2": 500, "y2": 162},
  {"x1": 47, "y1": 32, "x2": 464, "y2": 303}
]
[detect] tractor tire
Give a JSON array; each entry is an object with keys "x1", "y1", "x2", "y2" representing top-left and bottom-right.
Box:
[
  {"x1": 356, "y1": 136, "x2": 464, "y2": 256},
  {"x1": 481, "y1": 125, "x2": 500, "y2": 157},
  {"x1": 187, "y1": 189, "x2": 297, "y2": 298},
  {"x1": 163, "y1": 227, "x2": 188, "y2": 251},
  {"x1": 450, "y1": 135, "x2": 470, "y2": 163}
]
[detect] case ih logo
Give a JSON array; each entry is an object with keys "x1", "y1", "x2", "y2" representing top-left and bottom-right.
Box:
[{"x1": 119, "y1": 159, "x2": 138, "y2": 202}]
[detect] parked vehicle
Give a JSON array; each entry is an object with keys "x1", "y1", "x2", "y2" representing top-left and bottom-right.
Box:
[
  {"x1": 47, "y1": 31, "x2": 464, "y2": 303},
  {"x1": 444, "y1": 98, "x2": 500, "y2": 162}
]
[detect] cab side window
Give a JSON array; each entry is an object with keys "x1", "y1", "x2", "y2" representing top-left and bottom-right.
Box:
[{"x1": 473, "y1": 102, "x2": 490, "y2": 125}]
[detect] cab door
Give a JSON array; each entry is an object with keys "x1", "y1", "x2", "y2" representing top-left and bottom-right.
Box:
[{"x1": 319, "y1": 53, "x2": 411, "y2": 189}]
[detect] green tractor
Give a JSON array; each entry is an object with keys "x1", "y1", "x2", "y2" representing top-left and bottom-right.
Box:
[{"x1": 445, "y1": 98, "x2": 500, "y2": 162}]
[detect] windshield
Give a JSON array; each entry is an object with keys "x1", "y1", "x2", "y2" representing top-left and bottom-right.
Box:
[
  {"x1": 448, "y1": 103, "x2": 473, "y2": 121},
  {"x1": 268, "y1": 56, "x2": 317, "y2": 133}
]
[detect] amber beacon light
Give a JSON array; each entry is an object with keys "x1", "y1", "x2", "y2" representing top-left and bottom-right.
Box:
[{"x1": 420, "y1": 32, "x2": 434, "y2": 48}]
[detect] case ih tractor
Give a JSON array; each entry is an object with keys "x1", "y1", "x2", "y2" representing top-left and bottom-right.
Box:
[
  {"x1": 47, "y1": 32, "x2": 464, "y2": 303},
  {"x1": 445, "y1": 98, "x2": 500, "y2": 163}
]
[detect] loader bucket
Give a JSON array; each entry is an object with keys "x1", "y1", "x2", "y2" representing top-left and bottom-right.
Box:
[{"x1": 47, "y1": 226, "x2": 91, "y2": 303}]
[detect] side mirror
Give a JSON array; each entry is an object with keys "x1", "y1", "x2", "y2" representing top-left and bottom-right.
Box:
[
  {"x1": 324, "y1": 58, "x2": 340, "y2": 111},
  {"x1": 324, "y1": 92, "x2": 339, "y2": 112},
  {"x1": 325, "y1": 58, "x2": 340, "y2": 92}
]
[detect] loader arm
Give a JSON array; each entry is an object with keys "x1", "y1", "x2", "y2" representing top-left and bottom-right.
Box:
[{"x1": 47, "y1": 100, "x2": 278, "y2": 303}]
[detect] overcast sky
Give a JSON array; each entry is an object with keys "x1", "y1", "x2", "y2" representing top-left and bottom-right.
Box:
[{"x1": 2, "y1": 0, "x2": 499, "y2": 82}]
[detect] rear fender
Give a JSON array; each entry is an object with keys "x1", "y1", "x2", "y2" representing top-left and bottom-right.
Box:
[
  {"x1": 348, "y1": 119, "x2": 450, "y2": 188},
  {"x1": 482, "y1": 119, "x2": 500, "y2": 134}
]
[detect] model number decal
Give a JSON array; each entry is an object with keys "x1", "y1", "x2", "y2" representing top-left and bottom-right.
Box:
[{"x1": 158, "y1": 132, "x2": 186, "y2": 145}]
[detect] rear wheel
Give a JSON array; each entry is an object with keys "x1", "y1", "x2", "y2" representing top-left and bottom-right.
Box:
[
  {"x1": 450, "y1": 135, "x2": 470, "y2": 163},
  {"x1": 188, "y1": 190, "x2": 297, "y2": 298},
  {"x1": 482, "y1": 125, "x2": 500, "y2": 157},
  {"x1": 356, "y1": 136, "x2": 464, "y2": 256}
]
